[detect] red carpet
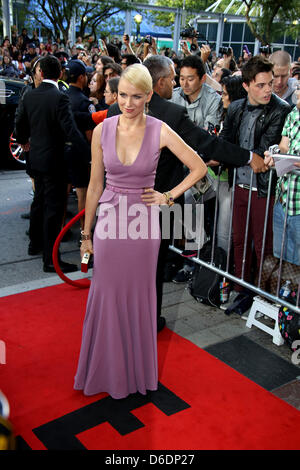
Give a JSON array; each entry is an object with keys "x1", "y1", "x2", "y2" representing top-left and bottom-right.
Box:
[{"x1": 1, "y1": 283, "x2": 300, "y2": 450}]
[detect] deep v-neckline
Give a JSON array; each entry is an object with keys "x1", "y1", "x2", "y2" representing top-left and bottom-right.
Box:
[{"x1": 115, "y1": 115, "x2": 148, "y2": 167}]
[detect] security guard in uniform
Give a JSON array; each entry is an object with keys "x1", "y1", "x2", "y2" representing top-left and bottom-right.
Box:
[
  {"x1": 65, "y1": 59, "x2": 96, "y2": 231},
  {"x1": 58, "y1": 63, "x2": 69, "y2": 93}
]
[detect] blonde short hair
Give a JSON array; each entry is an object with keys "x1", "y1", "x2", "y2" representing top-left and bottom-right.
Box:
[
  {"x1": 120, "y1": 63, "x2": 153, "y2": 94},
  {"x1": 269, "y1": 50, "x2": 291, "y2": 68}
]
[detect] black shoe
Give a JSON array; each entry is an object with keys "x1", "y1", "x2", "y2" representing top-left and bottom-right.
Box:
[
  {"x1": 43, "y1": 261, "x2": 78, "y2": 273},
  {"x1": 234, "y1": 294, "x2": 253, "y2": 316},
  {"x1": 28, "y1": 243, "x2": 43, "y2": 256},
  {"x1": 157, "y1": 316, "x2": 166, "y2": 332},
  {"x1": 172, "y1": 268, "x2": 193, "y2": 284},
  {"x1": 163, "y1": 262, "x2": 181, "y2": 282}
]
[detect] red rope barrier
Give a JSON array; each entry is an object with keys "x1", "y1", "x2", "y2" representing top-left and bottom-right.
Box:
[{"x1": 52, "y1": 209, "x2": 91, "y2": 289}]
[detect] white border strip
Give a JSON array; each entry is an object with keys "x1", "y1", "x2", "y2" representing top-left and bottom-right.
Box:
[{"x1": 0, "y1": 270, "x2": 92, "y2": 298}]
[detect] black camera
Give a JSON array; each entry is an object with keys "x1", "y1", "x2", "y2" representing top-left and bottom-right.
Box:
[
  {"x1": 259, "y1": 45, "x2": 272, "y2": 54},
  {"x1": 219, "y1": 46, "x2": 231, "y2": 55},
  {"x1": 180, "y1": 27, "x2": 199, "y2": 39},
  {"x1": 144, "y1": 35, "x2": 153, "y2": 45}
]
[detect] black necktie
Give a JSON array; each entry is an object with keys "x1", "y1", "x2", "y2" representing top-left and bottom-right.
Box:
[{"x1": 247, "y1": 103, "x2": 264, "y2": 112}]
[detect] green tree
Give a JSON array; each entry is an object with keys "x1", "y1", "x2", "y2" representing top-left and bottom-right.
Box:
[
  {"x1": 148, "y1": 0, "x2": 243, "y2": 30},
  {"x1": 22, "y1": 0, "x2": 139, "y2": 44},
  {"x1": 242, "y1": 0, "x2": 300, "y2": 45},
  {"x1": 151, "y1": 0, "x2": 300, "y2": 44},
  {"x1": 148, "y1": 0, "x2": 211, "y2": 29}
]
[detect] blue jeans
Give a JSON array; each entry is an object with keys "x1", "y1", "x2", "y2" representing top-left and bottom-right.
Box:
[{"x1": 273, "y1": 201, "x2": 300, "y2": 266}]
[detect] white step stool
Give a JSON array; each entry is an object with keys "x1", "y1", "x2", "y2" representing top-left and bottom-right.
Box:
[{"x1": 246, "y1": 296, "x2": 284, "y2": 346}]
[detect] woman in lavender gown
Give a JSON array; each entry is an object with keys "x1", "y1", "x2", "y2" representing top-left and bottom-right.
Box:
[{"x1": 74, "y1": 64, "x2": 207, "y2": 399}]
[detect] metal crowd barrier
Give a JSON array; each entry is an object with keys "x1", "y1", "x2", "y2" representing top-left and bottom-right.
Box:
[{"x1": 169, "y1": 150, "x2": 300, "y2": 316}]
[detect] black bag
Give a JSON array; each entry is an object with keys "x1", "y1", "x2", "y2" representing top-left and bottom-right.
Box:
[
  {"x1": 278, "y1": 290, "x2": 300, "y2": 351},
  {"x1": 188, "y1": 242, "x2": 227, "y2": 307}
]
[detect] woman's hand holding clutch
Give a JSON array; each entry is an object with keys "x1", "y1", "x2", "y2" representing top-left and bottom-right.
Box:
[{"x1": 80, "y1": 239, "x2": 93, "y2": 259}]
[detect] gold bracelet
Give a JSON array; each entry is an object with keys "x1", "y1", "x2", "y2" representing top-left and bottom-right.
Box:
[
  {"x1": 163, "y1": 191, "x2": 175, "y2": 207},
  {"x1": 80, "y1": 230, "x2": 91, "y2": 241}
]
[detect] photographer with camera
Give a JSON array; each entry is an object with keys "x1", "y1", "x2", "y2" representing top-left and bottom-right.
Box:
[
  {"x1": 77, "y1": 49, "x2": 93, "y2": 69},
  {"x1": 259, "y1": 45, "x2": 272, "y2": 58},
  {"x1": 122, "y1": 34, "x2": 134, "y2": 55},
  {"x1": 143, "y1": 35, "x2": 158, "y2": 60},
  {"x1": 121, "y1": 34, "x2": 142, "y2": 65},
  {"x1": 180, "y1": 38, "x2": 200, "y2": 57},
  {"x1": 180, "y1": 27, "x2": 200, "y2": 55},
  {"x1": 217, "y1": 46, "x2": 238, "y2": 73}
]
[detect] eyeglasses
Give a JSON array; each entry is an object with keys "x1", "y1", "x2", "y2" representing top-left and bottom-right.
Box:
[{"x1": 121, "y1": 61, "x2": 127, "y2": 65}]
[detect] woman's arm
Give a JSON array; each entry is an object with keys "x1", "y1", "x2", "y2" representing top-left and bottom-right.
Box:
[
  {"x1": 80, "y1": 123, "x2": 105, "y2": 255},
  {"x1": 279, "y1": 136, "x2": 289, "y2": 154},
  {"x1": 264, "y1": 136, "x2": 290, "y2": 167},
  {"x1": 141, "y1": 122, "x2": 207, "y2": 206}
]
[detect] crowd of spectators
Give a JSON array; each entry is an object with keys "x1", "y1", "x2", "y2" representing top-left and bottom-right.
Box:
[
  {"x1": 2, "y1": 25, "x2": 300, "y2": 307},
  {"x1": 1, "y1": 26, "x2": 299, "y2": 93}
]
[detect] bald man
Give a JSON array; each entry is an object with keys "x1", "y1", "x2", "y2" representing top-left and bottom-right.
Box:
[{"x1": 269, "y1": 50, "x2": 298, "y2": 106}]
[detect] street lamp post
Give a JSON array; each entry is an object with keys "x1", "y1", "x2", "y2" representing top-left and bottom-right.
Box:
[{"x1": 134, "y1": 13, "x2": 143, "y2": 43}]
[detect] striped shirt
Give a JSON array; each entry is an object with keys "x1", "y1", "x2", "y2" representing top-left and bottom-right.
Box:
[{"x1": 276, "y1": 107, "x2": 300, "y2": 216}]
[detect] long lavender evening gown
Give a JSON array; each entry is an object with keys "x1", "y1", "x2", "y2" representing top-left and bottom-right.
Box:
[{"x1": 74, "y1": 115, "x2": 162, "y2": 399}]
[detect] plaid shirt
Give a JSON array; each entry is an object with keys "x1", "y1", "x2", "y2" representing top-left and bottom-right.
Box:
[{"x1": 276, "y1": 107, "x2": 300, "y2": 216}]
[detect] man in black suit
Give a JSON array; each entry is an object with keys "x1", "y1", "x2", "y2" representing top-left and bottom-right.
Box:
[
  {"x1": 107, "y1": 55, "x2": 269, "y2": 331},
  {"x1": 15, "y1": 55, "x2": 90, "y2": 273}
]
